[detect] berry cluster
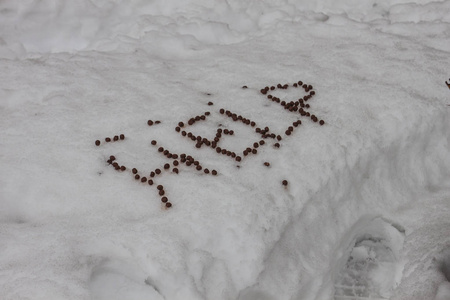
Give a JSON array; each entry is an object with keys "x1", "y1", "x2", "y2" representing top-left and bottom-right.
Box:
[
  {"x1": 95, "y1": 134, "x2": 125, "y2": 146},
  {"x1": 261, "y1": 81, "x2": 324, "y2": 125},
  {"x1": 96, "y1": 80, "x2": 325, "y2": 209}
]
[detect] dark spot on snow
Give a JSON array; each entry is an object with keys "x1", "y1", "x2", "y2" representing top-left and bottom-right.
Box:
[{"x1": 440, "y1": 257, "x2": 450, "y2": 281}]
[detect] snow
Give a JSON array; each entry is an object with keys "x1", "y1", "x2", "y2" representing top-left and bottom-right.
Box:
[{"x1": 1, "y1": 1, "x2": 449, "y2": 300}]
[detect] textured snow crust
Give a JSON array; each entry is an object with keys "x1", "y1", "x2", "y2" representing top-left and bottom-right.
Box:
[{"x1": 1, "y1": 1, "x2": 449, "y2": 300}]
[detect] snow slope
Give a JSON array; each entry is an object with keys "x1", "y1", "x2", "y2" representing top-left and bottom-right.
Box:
[{"x1": 1, "y1": 1, "x2": 449, "y2": 300}]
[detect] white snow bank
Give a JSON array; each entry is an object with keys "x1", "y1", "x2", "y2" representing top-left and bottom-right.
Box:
[
  {"x1": 1, "y1": 1, "x2": 450, "y2": 300},
  {"x1": 1, "y1": 0, "x2": 449, "y2": 58}
]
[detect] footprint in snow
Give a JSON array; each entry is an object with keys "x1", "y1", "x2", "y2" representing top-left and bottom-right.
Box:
[{"x1": 334, "y1": 217, "x2": 405, "y2": 300}]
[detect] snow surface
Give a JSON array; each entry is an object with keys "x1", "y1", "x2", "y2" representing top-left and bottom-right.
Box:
[{"x1": 1, "y1": 0, "x2": 450, "y2": 300}]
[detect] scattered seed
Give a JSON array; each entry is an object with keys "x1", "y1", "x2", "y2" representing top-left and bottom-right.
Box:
[{"x1": 95, "y1": 140, "x2": 101, "y2": 146}]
